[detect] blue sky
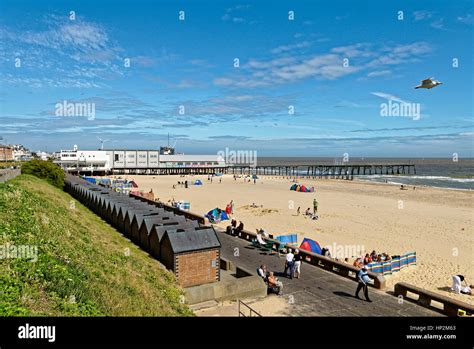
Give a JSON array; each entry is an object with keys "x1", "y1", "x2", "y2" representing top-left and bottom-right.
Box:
[{"x1": 0, "y1": 0, "x2": 473, "y2": 156}]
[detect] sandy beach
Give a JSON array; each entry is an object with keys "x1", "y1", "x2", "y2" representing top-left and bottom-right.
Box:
[{"x1": 116, "y1": 174, "x2": 473, "y2": 304}]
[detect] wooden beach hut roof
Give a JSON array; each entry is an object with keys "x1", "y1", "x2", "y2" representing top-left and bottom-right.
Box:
[
  {"x1": 163, "y1": 227, "x2": 221, "y2": 254},
  {"x1": 141, "y1": 215, "x2": 185, "y2": 234}
]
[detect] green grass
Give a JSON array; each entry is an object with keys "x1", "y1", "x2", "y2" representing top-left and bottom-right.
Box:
[{"x1": 0, "y1": 175, "x2": 193, "y2": 316}]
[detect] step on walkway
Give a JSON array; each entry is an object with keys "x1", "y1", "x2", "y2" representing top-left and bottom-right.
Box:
[{"x1": 217, "y1": 231, "x2": 441, "y2": 317}]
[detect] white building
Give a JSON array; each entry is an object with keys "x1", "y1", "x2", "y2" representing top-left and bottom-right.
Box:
[
  {"x1": 56, "y1": 146, "x2": 226, "y2": 173},
  {"x1": 158, "y1": 155, "x2": 225, "y2": 168},
  {"x1": 10, "y1": 144, "x2": 31, "y2": 161},
  {"x1": 33, "y1": 151, "x2": 51, "y2": 161},
  {"x1": 55, "y1": 145, "x2": 110, "y2": 173}
]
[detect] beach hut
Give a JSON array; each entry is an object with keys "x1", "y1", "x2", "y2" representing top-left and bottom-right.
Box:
[
  {"x1": 130, "y1": 212, "x2": 162, "y2": 243},
  {"x1": 160, "y1": 227, "x2": 221, "y2": 287},
  {"x1": 123, "y1": 208, "x2": 155, "y2": 238},
  {"x1": 299, "y1": 238, "x2": 322, "y2": 255},
  {"x1": 148, "y1": 221, "x2": 199, "y2": 259},
  {"x1": 138, "y1": 215, "x2": 186, "y2": 251},
  {"x1": 115, "y1": 203, "x2": 148, "y2": 233}
]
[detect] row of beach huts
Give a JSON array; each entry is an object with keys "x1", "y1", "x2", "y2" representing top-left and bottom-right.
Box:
[{"x1": 64, "y1": 174, "x2": 221, "y2": 288}]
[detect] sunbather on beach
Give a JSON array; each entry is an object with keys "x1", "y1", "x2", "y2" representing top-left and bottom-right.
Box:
[{"x1": 452, "y1": 275, "x2": 472, "y2": 295}]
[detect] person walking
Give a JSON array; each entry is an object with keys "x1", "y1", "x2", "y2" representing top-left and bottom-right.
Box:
[
  {"x1": 313, "y1": 198, "x2": 318, "y2": 215},
  {"x1": 284, "y1": 250, "x2": 295, "y2": 279},
  {"x1": 355, "y1": 265, "x2": 372, "y2": 302}
]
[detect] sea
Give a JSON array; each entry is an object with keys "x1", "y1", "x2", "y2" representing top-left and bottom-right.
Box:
[{"x1": 256, "y1": 158, "x2": 474, "y2": 190}]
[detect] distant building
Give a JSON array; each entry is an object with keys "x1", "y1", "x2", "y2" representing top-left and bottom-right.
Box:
[
  {"x1": 158, "y1": 154, "x2": 225, "y2": 168},
  {"x1": 55, "y1": 145, "x2": 111, "y2": 173},
  {"x1": 55, "y1": 145, "x2": 226, "y2": 174},
  {"x1": 0, "y1": 145, "x2": 13, "y2": 161},
  {"x1": 32, "y1": 151, "x2": 51, "y2": 161}
]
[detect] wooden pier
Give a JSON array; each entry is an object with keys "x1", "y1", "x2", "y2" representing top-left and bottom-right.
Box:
[{"x1": 107, "y1": 163, "x2": 416, "y2": 180}]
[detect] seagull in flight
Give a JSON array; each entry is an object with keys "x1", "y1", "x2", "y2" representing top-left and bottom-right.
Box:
[{"x1": 415, "y1": 77, "x2": 443, "y2": 89}]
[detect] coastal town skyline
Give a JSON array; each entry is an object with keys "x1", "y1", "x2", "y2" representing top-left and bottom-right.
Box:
[{"x1": 1, "y1": 0, "x2": 473, "y2": 156}]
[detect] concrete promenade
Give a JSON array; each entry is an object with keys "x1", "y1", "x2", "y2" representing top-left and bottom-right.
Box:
[{"x1": 217, "y1": 230, "x2": 441, "y2": 316}]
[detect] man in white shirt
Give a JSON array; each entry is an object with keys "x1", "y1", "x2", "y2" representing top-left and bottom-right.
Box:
[{"x1": 284, "y1": 251, "x2": 295, "y2": 279}]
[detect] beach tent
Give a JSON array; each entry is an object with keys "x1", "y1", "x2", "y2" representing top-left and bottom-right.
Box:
[
  {"x1": 129, "y1": 180, "x2": 138, "y2": 188},
  {"x1": 205, "y1": 208, "x2": 229, "y2": 223},
  {"x1": 290, "y1": 184, "x2": 314, "y2": 192},
  {"x1": 194, "y1": 180, "x2": 203, "y2": 185},
  {"x1": 299, "y1": 238, "x2": 322, "y2": 254},
  {"x1": 215, "y1": 173, "x2": 223, "y2": 177}
]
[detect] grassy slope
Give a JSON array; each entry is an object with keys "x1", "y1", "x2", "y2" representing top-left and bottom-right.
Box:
[{"x1": 0, "y1": 175, "x2": 192, "y2": 316}]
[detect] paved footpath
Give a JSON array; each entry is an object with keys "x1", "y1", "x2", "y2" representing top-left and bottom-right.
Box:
[{"x1": 217, "y1": 230, "x2": 441, "y2": 316}]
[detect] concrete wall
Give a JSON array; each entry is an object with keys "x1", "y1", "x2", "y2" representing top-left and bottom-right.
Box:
[
  {"x1": 0, "y1": 169, "x2": 21, "y2": 183},
  {"x1": 185, "y1": 273, "x2": 267, "y2": 305}
]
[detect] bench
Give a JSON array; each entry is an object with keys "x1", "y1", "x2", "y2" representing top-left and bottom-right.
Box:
[{"x1": 394, "y1": 282, "x2": 474, "y2": 316}]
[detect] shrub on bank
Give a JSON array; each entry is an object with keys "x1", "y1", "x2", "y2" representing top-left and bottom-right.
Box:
[{"x1": 21, "y1": 160, "x2": 65, "y2": 188}]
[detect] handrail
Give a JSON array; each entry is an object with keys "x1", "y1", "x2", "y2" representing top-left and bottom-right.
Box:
[
  {"x1": 238, "y1": 299, "x2": 262, "y2": 317},
  {"x1": 394, "y1": 282, "x2": 474, "y2": 317}
]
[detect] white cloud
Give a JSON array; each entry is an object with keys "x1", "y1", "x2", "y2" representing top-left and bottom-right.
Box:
[
  {"x1": 271, "y1": 41, "x2": 311, "y2": 54},
  {"x1": 367, "y1": 70, "x2": 391, "y2": 78},
  {"x1": 457, "y1": 14, "x2": 474, "y2": 25},
  {"x1": 413, "y1": 10, "x2": 434, "y2": 21},
  {"x1": 215, "y1": 41, "x2": 432, "y2": 88},
  {"x1": 430, "y1": 18, "x2": 445, "y2": 30},
  {"x1": 371, "y1": 92, "x2": 411, "y2": 105}
]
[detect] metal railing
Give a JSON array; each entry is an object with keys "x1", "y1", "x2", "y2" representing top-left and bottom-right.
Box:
[{"x1": 238, "y1": 299, "x2": 262, "y2": 317}]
